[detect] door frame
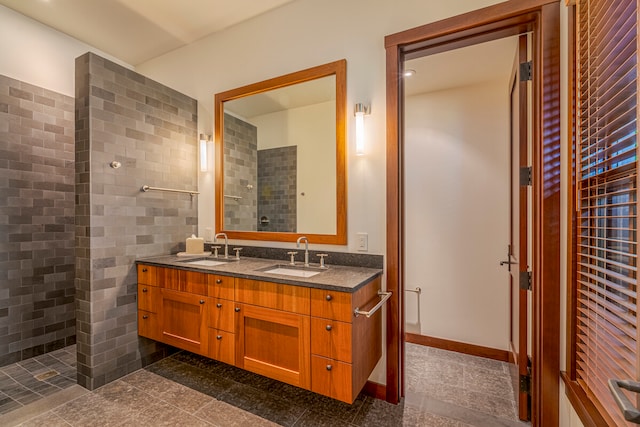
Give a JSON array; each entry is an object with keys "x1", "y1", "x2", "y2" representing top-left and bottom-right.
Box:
[{"x1": 384, "y1": 0, "x2": 561, "y2": 425}]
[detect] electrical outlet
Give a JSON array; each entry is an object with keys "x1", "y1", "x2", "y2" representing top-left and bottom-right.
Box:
[{"x1": 356, "y1": 232, "x2": 368, "y2": 251}]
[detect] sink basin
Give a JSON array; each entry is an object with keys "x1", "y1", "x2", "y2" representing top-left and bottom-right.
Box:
[
  {"x1": 180, "y1": 258, "x2": 231, "y2": 267},
  {"x1": 258, "y1": 265, "x2": 325, "y2": 278}
]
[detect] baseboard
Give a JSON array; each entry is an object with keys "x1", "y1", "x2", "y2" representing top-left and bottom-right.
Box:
[
  {"x1": 363, "y1": 380, "x2": 386, "y2": 400},
  {"x1": 405, "y1": 333, "x2": 510, "y2": 363}
]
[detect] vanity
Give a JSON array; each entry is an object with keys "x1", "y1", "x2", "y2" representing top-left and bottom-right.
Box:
[{"x1": 136, "y1": 255, "x2": 384, "y2": 403}]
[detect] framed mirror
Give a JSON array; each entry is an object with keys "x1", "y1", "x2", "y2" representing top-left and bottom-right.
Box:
[{"x1": 214, "y1": 59, "x2": 346, "y2": 244}]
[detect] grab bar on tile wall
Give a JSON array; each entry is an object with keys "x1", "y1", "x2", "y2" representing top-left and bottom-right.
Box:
[
  {"x1": 141, "y1": 185, "x2": 199, "y2": 197},
  {"x1": 354, "y1": 291, "x2": 392, "y2": 318},
  {"x1": 224, "y1": 194, "x2": 242, "y2": 201}
]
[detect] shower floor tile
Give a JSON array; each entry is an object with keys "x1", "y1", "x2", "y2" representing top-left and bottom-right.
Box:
[{"x1": 0, "y1": 346, "x2": 77, "y2": 415}]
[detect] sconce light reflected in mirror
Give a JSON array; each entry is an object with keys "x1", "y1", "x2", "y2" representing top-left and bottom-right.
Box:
[
  {"x1": 200, "y1": 133, "x2": 212, "y2": 172},
  {"x1": 354, "y1": 103, "x2": 370, "y2": 156}
]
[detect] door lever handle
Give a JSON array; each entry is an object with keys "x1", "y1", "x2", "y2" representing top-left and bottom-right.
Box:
[{"x1": 500, "y1": 260, "x2": 517, "y2": 266}]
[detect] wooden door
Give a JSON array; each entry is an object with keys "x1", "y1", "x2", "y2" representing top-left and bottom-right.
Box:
[
  {"x1": 508, "y1": 34, "x2": 531, "y2": 421},
  {"x1": 159, "y1": 289, "x2": 208, "y2": 355},
  {"x1": 235, "y1": 303, "x2": 310, "y2": 389}
]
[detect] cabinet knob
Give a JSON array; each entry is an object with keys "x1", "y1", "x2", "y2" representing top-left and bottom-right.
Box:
[
  {"x1": 216, "y1": 279, "x2": 222, "y2": 284},
  {"x1": 142, "y1": 288, "x2": 147, "y2": 293},
  {"x1": 142, "y1": 268, "x2": 148, "y2": 272},
  {"x1": 235, "y1": 307, "x2": 241, "y2": 312},
  {"x1": 142, "y1": 315, "x2": 149, "y2": 319},
  {"x1": 325, "y1": 325, "x2": 332, "y2": 331},
  {"x1": 216, "y1": 335, "x2": 222, "y2": 340},
  {"x1": 326, "y1": 364, "x2": 332, "y2": 371},
  {"x1": 199, "y1": 300, "x2": 205, "y2": 304},
  {"x1": 325, "y1": 294, "x2": 332, "y2": 301},
  {"x1": 216, "y1": 303, "x2": 222, "y2": 308}
]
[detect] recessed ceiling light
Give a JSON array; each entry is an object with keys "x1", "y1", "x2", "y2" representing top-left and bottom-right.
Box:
[{"x1": 403, "y1": 69, "x2": 416, "y2": 77}]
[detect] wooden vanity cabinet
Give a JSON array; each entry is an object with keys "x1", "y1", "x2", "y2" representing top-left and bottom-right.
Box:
[
  {"x1": 310, "y1": 276, "x2": 382, "y2": 403},
  {"x1": 207, "y1": 274, "x2": 235, "y2": 365},
  {"x1": 137, "y1": 264, "x2": 382, "y2": 404},
  {"x1": 137, "y1": 265, "x2": 161, "y2": 341}
]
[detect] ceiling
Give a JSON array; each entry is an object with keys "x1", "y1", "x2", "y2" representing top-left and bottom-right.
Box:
[
  {"x1": 0, "y1": 0, "x2": 298, "y2": 65},
  {"x1": 404, "y1": 36, "x2": 519, "y2": 97}
]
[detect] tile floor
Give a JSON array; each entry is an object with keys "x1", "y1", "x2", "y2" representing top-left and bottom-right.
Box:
[
  {"x1": 0, "y1": 346, "x2": 77, "y2": 415},
  {"x1": 0, "y1": 343, "x2": 530, "y2": 426}
]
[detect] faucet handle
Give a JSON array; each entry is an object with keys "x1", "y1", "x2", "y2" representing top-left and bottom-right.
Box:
[
  {"x1": 211, "y1": 246, "x2": 221, "y2": 258},
  {"x1": 317, "y1": 253, "x2": 328, "y2": 268},
  {"x1": 287, "y1": 251, "x2": 297, "y2": 265},
  {"x1": 233, "y1": 247, "x2": 242, "y2": 260}
]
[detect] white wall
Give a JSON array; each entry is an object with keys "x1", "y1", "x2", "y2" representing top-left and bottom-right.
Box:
[
  {"x1": 135, "y1": 0, "x2": 505, "y2": 254},
  {"x1": 0, "y1": 5, "x2": 131, "y2": 96},
  {"x1": 404, "y1": 81, "x2": 511, "y2": 350},
  {"x1": 251, "y1": 101, "x2": 336, "y2": 234}
]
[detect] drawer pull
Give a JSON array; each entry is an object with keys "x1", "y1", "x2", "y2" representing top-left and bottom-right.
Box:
[
  {"x1": 216, "y1": 335, "x2": 222, "y2": 340},
  {"x1": 142, "y1": 288, "x2": 148, "y2": 293},
  {"x1": 199, "y1": 300, "x2": 205, "y2": 304},
  {"x1": 325, "y1": 294, "x2": 332, "y2": 301},
  {"x1": 325, "y1": 325, "x2": 332, "y2": 331},
  {"x1": 142, "y1": 315, "x2": 149, "y2": 319},
  {"x1": 235, "y1": 307, "x2": 241, "y2": 312},
  {"x1": 326, "y1": 364, "x2": 332, "y2": 371},
  {"x1": 142, "y1": 268, "x2": 148, "y2": 272},
  {"x1": 216, "y1": 279, "x2": 222, "y2": 284},
  {"x1": 216, "y1": 303, "x2": 222, "y2": 308}
]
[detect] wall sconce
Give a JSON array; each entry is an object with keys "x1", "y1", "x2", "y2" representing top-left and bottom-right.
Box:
[
  {"x1": 200, "y1": 133, "x2": 212, "y2": 172},
  {"x1": 354, "y1": 103, "x2": 370, "y2": 156}
]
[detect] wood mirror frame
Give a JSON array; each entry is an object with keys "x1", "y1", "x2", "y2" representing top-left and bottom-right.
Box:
[{"x1": 214, "y1": 59, "x2": 347, "y2": 244}]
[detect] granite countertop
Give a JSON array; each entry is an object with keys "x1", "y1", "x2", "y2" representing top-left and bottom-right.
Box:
[{"x1": 136, "y1": 254, "x2": 383, "y2": 293}]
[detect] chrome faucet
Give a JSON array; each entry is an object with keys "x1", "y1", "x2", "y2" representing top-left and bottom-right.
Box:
[
  {"x1": 214, "y1": 233, "x2": 228, "y2": 259},
  {"x1": 296, "y1": 236, "x2": 309, "y2": 267}
]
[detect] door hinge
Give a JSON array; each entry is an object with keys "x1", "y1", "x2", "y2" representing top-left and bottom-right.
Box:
[
  {"x1": 520, "y1": 166, "x2": 532, "y2": 186},
  {"x1": 520, "y1": 373, "x2": 531, "y2": 394},
  {"x1": 520, "y1": 271, "x2": 532, "y2": 291},
  {"x1": 520, "y1": 61, "x2": 533, "y2": 81}
]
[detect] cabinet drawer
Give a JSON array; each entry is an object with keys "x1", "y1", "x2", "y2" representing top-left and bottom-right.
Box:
[
  {"x1": 137, "y1": 264, "x2": 156, "y2": 285},
  {"x1": 138, "y1": 311, "x2": 161, "y2": 341},
  {"x1": 236, "y1": 279, "x2": 310, "y2": 315},
  {"x1": 208, "y1": 329, "x2": 235, "y2": 366},
  {"x1": 311, "y1": 318, "x2": 352, "y2": 363},
  {"x1": 163, "y1": 270, "x2": 207, "y2": 295},
  {"x1": 208, "y1": 298, "x2": 234, "y2": 332},
  {"x1": 208, "y1": 275, "x2": 234, "y2": 300},
  {"x1": 311, "y1": 355, "x2": 353, "y2": 403},
  {"x1": 138, "y1": 284, "x2": 159, "y2": 313},
  {"x1": 310, "y1": 289, "x2": 352, "y2": 322}
]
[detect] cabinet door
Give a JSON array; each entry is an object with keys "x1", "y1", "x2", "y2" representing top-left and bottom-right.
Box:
[
  {"x1": 138, "y1": 311, "x2": 161, "y2": 341},
  {"x1": 311, "y1": 318, "x2": 352, "y2": 363},
  {"x1": 311, "y1": 355, "x2": 353, "y2": 403},
  {"x1": 209, "y1": 298, "x2": 234, "y2": 333},
  {"x1": 137, "y1": 264, "x2": 156, "y2": 285},
  {"x1": 208, "y1": 329, "x2": 235, "y2": 366},
  {"x1": 159, "y1": 289, "x2": 208, "y2": 355},
  {"x1": 208, "y1": 275, "x2": 234, "y2": 300},
  {"x1": 310, "y1": 289, "x2": 352, "y2": 322},
  {"x1": 137, "y1": 284, "x2": 159, "y2": 313},
  {"x1": 235, "y1": 303, "x2": 310, "y2": 389}
]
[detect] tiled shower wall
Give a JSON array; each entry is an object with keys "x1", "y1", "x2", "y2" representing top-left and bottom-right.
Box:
[
  {"x1": 257, "y1": 146, "x2": 297, "y2": 232},
  {"x1": 0, "y1": 75, "x2": 76, "y2": 367},
  {"x1": 223, "y1": 113, "x2": 257, "y2": 231},
  {"x1": 75, "y1": 53, "x2": 198, "y2": 389}
]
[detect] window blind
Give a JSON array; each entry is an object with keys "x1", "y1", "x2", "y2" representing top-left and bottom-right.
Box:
[{"x1": 575, "y1": 0, "x2": 638, "y2": 425}]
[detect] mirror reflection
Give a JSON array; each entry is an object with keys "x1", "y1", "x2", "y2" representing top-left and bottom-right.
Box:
[
  {"x1": 214, "y1": 60, "x2": 347, "y2": 244},
  {"x1": 222, "y1": 76, "x2": 336, "y2": 234}
]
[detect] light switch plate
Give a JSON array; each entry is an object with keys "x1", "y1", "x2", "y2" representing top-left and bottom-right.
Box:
[{"x1": 356, "y1": 232, "x2": 368, "y2": 251}]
